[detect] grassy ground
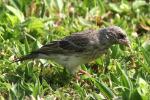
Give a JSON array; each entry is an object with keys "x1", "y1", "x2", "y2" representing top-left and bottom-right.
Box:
[{"x1": 0, "y1": 0, "x2": 150, "y2": 99}]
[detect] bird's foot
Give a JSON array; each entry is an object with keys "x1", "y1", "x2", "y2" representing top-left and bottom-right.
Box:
[
  {"x1": 75, "y1": 69, "x2": 92, "y2": 80},
  {"x1": 78, "y1": 69, "x2": 91, "y2": 77}
]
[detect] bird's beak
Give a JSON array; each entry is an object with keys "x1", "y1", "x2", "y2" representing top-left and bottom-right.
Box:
[{"x1": 119, "y1": 38, "x2": 130, "y2": 48}]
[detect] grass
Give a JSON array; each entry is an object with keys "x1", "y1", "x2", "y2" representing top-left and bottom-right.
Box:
[{"x1": 0, "y1": 0, "x2": 150, "y2": 99}]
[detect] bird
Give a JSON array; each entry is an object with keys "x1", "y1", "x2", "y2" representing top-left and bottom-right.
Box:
[{"x1": 14, "y1": 26, "x2": 130, "y2": 74}]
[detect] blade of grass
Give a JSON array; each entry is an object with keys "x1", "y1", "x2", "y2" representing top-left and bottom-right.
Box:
[
  {"x1": 5, "y1": 5, "x2": 24, "y2": 22},
  {"x1": 89, "y1": 78, "x2": 115, "y2": 99}
]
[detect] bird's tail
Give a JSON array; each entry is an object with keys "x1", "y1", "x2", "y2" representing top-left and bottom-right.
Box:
[{"x1": 14, "y1": 53, "x2": 38, "y2": 62}]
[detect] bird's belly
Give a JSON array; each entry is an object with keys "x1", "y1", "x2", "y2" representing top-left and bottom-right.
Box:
[
  {"x1": 46, "y1": 54, "x2": 87, "y2": 74},
  {"x1": 38, "y1": 49, "x2": 106, "y2": 74},
  {"x1": 49, "y1": 54, "x2": 86, "y2": 67},
  {"x1": 48, "y1": 50, "x2": 105, "y2": 66},
  {"x1": 38, "y1": 53, "x2": 87, "y2": 69}
]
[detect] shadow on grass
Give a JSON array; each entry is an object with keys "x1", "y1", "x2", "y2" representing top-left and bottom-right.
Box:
[{"x1": 39, "y1": 68, "x2": 73, "y2": 90}]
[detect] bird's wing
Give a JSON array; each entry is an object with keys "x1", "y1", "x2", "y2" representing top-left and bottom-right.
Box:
[{"x1": 32, "y1": 30, "x2": 95, "y2": 54}]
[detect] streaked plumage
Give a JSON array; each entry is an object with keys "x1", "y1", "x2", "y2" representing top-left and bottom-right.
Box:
[{"x1": 14, "y1": 26, "x2": 130, "y2": 74}]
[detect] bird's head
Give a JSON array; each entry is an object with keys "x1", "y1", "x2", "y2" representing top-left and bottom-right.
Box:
[{"x1": 99, "y1": 26, "x2": 130, "y2": 47}]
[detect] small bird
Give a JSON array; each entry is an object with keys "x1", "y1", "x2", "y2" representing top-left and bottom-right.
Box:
[{"x1": 14, "y1": 26, "x2": 130, "y2": 74}]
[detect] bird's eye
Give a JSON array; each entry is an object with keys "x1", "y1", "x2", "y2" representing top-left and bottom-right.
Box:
[{"x1": 118, "y1": 33, "x2": 125, "y2": 39}]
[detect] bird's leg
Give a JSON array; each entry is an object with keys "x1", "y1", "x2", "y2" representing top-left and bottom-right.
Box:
[
  {"x1": 74, "y1": 69, "x2": 92, "y2": 81},
  {"x1": 39, "y1": 63, "x2": 44, "y2": 83},
  {"x1": 78, "y1": 69, "x2": 91, "y2": 77}
]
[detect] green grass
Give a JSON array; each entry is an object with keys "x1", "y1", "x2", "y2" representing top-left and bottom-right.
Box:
[{"x1": 0, "y1": 0, "x2": 150, "y2": 99}]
